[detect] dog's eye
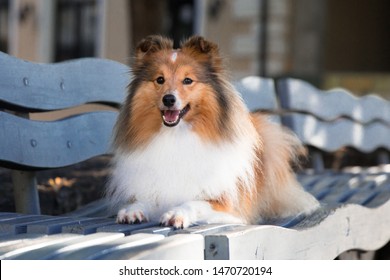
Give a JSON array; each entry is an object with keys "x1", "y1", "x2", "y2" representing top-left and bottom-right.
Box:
[
  {"x1": 156, "y1": 76, "x2": 165, "y2": 85},
  {"x1": 183, "y1": 78, "x2": 193, "y2": 85}
]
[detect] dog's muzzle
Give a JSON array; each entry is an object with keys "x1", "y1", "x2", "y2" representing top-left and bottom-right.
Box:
[{"x1": 161, "y1": 94, "x2": 190, "y2": 127}]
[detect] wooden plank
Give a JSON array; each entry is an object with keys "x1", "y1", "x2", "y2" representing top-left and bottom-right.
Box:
[
  {"x1": 0, "y1": 51, "x2": 128, "y2": 111},
  {"x1": 234, "y1": 76, "x2": 281, "y2": 124},
  {"x1": 234, "y1": 76, "x2": 278, "y2": 112},
  {"x1": 363, "y1": 174, "x2": 390, "y2": 207},
  {"x1": 26, "y1": 217, "x2": 94, "y2": 235},
  {"x1": 283, "y1": 113, "x2": 390, "y2": 152},
  {"x1": 0, "y1": 234, "x2": 80, "y2": 259},
  {"x1": 11, "y1": 232, "x2": 124, "y2": 260},
  {"x1": 0, "y1": 111, "x2": 118, "y2": 169},
  {"x1": 97, "y1": 234, "x2": 204, "y2": 260},
  {"x1": 331, "y1": 174, "x2": 389, "y2": 205},
  {"x1": 278, "y1": 78, "x2": 390, "y2": 124},
  {"x1": 0, "y1": 212, "x2": 25, "y2": 219},
  {"x1": 313, "y1": 175, "x2": 364, "y2": 204},
  {"x1": 307, "y1": 175, "x2": 351, "y2": 200},
  {"x1": 0, "y1": 215, "x2": 66, "y2": 234},
  {"x1": 170, "y1": 224, "x2": 244, "y2": 236},
  {"x1": 61, "y1": 218, "x2": 117, "y2": 234},
  {"x1": 0, "y1": 233, "x2": 44, "y2": 248},
  {"x1": 345, "y1": 189, "x2": 381, "y2": 206},
  {"x1": 320, "y1": 186, "x2": 360, "y2": 205},
  {"x1": 205, "y1": 201, "x2": 390, "y2": 259},
  {"x1": 297, "y1": 173, "x2": 323, "y2": 190},
  {"x1": 130, "y1": 226, "x2": 174, "y2": 237},
  {"x1": 305, "y1": 172, "x2": 389, "y2": 206},
  {"x1": 58, "y1": 233, "x2": 165, "y2": 260},
  {"x1": 365, "y1": 189, "x2": 390, "y2": 208},
  {"x1": 96, "y1": 222, "x2": 160, "y2": 236}
]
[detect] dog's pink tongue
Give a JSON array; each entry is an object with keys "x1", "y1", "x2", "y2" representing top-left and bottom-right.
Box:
[{"x1": 164, "y1": 110, "x2": 180, "y2": 122}]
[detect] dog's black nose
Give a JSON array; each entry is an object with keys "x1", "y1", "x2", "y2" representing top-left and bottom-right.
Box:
[{"x1": 163, "y1": 94, "x2": 176, "y2": 108}]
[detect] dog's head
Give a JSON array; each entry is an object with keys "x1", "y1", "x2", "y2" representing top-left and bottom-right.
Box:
[{"x1": 117, "y1": 36, "x2": 236, "y2": 148}]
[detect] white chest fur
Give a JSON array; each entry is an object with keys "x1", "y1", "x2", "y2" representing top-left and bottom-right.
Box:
[{"x1": 109, "y1": 124, "x2": 256, "y2": 219}]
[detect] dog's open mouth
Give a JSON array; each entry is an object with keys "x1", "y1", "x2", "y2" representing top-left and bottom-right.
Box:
[{"x1": 161, "y1": 104, "x2": 190, "y2": 127}]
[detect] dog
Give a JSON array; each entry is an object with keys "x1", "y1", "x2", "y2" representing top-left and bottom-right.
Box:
[{"x1": 106, "y1": 35, "x2": 319, "y2": 229}]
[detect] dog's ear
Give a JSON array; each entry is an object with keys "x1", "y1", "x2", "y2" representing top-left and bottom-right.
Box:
[
  {"x1": 181, "y1": 36, "x2": 219, "y2": 55},
  {"x1": 135, "y1": 35, "x2": 173, "y2": 60},
  {"x1": 181, "y1": 36, "x2": 222, "y2": 68}
]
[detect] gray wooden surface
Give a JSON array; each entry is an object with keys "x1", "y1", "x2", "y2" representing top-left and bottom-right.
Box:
[
  {"x1": 234, "y1": 76, "x2": 279, "y2": 112},
  {"x1": 277, "y1": 78, "x2": 390, "y2": 123},
  {"x1": 278, "y1": 78, "x2": 390, "y2": 153},
  {"x1": 0, "y1": 111, "x2": 117, "y2": 169},
  {"x1": 234, "y1": 76, "x2": 281, "y2": 123},
  {"x1": 277, "y1": 77, "x2": 390, "y2": 170},
  {"x1": 282, "y1": 113, "x2": 390, "y2": 153},
  {"x1": 0, "y1": 52, "x2": 128, "y2": 111}
]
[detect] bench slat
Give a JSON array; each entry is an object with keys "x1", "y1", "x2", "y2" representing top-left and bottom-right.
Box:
[
  {"x1": 0, "y1": 52, "x2": 128, "y2": 111},
  {"x1": 278, "y1": 78, "x2": 390, "y2": 123},
  {"x1": 234, "y1": 76, "x2": 278, "y2": 111},
  {"x1": 57, "y1": 233, "x2": 165, "y2": 260},
  {"x1": 97, "y1": 234, "x2": 204, "y2": 260},
  {"x1": 0, "y1": 233, "x2": 80, "y2": 259},
  {"x1": 26, "y1": 217, "x2": 97, "y2": 235},
  {"x1": 0, "y1": 215, "x2": 64, "y2": 234},
  {"x1": 96, "y1": 222, "x2": 161, "y2": 236},
  {"x1": 0, "y1": 111, "x2": 117, "y2": 169},
  {"x1": 61, "y1": 218, "x2": 117, "y2": 234},
  {"x1": 170, "y1": 224, "x2": 244, "y2": 236},
  {"x1": 234, "y1": 76, "x2": 281, "y2": 124},
  {"x1": 283, "y1": 113, "x2": 390, "y2": 152},
  {"x1": 11, "y1": 232, "x2": 124, "y2": 260}
]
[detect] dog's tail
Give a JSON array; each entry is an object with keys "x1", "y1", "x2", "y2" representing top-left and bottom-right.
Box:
[{"x1": 250, "y1": 113, "x2": 319, "y2": 221}]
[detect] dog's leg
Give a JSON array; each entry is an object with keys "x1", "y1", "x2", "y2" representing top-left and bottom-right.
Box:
[
  {"x1": 117, "y1": 201, "x2": 150, "y2": 224},
  {"x1": 160, "y1": 200, "x2": 245, "y2": 229}
]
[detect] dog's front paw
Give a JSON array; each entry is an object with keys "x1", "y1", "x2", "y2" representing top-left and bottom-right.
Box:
[
  {"x1": 116, "y1": 204, "x2": 149, "y2": 224},
  {"x1": 160, "y1": 209, "x2": 191, "y2": 229}
]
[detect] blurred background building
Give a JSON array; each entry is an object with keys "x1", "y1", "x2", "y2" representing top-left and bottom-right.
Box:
[{"x1": 0, "y1": 0, "x2": 389, "y2": 98}]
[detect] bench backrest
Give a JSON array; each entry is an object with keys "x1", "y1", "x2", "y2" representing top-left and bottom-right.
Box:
[
  {"x1": 0, "y1": 52, "x2": 129, "y2": 169},
  {"x1": 234, "y1": 76, "x2": 281, "y2": 124},
  {"x1": 277, "y1": 78, "x2": 390, "y2": 172},
  {"x1": 0, "y1": 51, "x2": 129, "y2": 214}
]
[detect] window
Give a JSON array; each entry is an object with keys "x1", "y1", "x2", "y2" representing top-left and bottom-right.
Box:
[{"x1": 55, "y1": 0, "x2": 97, "y2": 62}]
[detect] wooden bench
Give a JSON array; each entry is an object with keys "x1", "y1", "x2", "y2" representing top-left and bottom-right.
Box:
[
  {"x1": 277, "y1": 78, "x2": 390, "y2": 259},
  {"x1": 1, "y1": 52, "x2": 389, "y2": 259}
]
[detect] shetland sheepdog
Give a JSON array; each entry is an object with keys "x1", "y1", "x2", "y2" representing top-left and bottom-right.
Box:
[{"x1": 106, "y1": 35, "x2": 319, "y2": 229}]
